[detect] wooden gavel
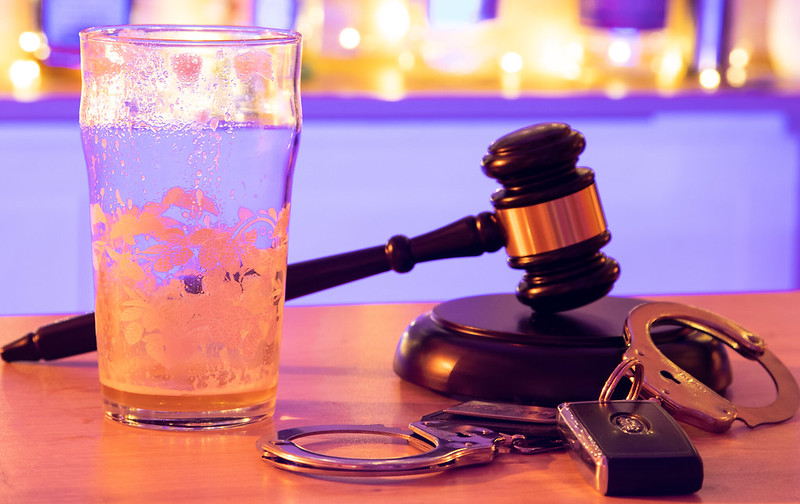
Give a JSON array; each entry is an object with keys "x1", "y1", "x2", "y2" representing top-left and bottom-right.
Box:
[{"x1": 1, "y1": 122, "x2": 619, "y2": 362}]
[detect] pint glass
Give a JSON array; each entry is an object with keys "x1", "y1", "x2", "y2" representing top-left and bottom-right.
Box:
[{"x1": 79, "y1": 25, "x2": 301, "y2": 429}]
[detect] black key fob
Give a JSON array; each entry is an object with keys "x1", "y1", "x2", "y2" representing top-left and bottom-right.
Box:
[{"x1": 557, "y1": 400, "x2": 703, "y2": 496}]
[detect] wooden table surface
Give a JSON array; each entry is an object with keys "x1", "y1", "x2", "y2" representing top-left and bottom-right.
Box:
[{"x1": 1, "y1": 292, "x2": 799, "y2": 503}]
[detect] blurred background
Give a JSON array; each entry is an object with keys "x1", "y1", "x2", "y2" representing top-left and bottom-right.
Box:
[{"x1": 1, "y1": 0, "x2": 799, "y2": 314}]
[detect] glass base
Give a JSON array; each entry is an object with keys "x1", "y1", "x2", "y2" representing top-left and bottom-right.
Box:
[{"x1": 103, "y1": 397, "x2": 274, "y2": 430}]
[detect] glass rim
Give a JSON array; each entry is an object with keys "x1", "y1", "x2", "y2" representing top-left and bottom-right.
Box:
[{"x1": 79, "y1": 24, "x2": 301, "y2": 47}]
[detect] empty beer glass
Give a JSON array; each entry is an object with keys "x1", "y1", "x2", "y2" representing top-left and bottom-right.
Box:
[{"x1": 79, "y1": 25, "x2": 301, "y2": 429}]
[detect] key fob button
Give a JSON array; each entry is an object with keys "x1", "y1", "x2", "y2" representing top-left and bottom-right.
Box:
[{"x1": 557, "y1": 400, "x2": 703, "y2": 496}]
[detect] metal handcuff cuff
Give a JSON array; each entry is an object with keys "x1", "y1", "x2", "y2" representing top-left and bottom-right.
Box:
[{"x1": 259, "y1": 302, "x2": 800, "y2": 477}]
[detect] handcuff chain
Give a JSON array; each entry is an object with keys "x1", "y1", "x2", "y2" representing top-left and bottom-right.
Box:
[{"x1": 498, "y1": 433, "x2": 564, "y2": 455}]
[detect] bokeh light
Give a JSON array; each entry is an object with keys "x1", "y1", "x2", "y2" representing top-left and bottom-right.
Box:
[
  {"x1": 500, "y1": 52, "x2": 523, "y2": 73},
  {"x1": 699, "y1": 68, "x2": 721, "y2": 89},
  {"x1": 339, "y1": 28, "x2": 361, "y2": 50}
]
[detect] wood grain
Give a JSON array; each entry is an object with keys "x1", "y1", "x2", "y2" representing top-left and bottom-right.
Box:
[{"x1": 1, "y1": 293, "x2": 798, "y2": 503}]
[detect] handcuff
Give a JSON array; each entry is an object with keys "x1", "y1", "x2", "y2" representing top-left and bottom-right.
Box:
[
  {"x1": 622, "y1": 302, "x2": 800, "y2": 432},
  {"x1": 260, "y1": 421, "x2": 513, "y2": 477},
  {"x1": 259, "y1": 302, "x2": 800, "y2": 477}
]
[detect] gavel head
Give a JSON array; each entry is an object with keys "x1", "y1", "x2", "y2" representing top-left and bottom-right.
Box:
[{"x1": 482, "y1": 122, "x2": 620, "y2": 313}]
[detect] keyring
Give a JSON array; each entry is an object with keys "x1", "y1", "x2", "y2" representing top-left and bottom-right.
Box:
[
  {"x1": 623, "y1": 302, "x2": 800, "y2": 432},
  {"x1": 598, "y1": 357, "x2": 643, "y2": 403},
  {"x1": 259, "y1": 421, "x2": 503, "y2": 477}
]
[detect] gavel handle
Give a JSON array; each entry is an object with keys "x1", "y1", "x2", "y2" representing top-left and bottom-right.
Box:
[
  {"x1": 2, "y1": 212, "x2": 505, "y2": 362},
  {"x1": 286, "y1": 212, "x2": 504, "y2": 299}
]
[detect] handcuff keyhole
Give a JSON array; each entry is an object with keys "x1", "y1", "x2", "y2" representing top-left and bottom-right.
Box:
[{"x1": 660, "y1": 370, "x2": 682, "y2": 384}]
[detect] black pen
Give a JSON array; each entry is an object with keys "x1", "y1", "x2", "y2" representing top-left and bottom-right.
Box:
[{"x1": 1, "y1": 313, "x2": 97, "y2": 362}]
